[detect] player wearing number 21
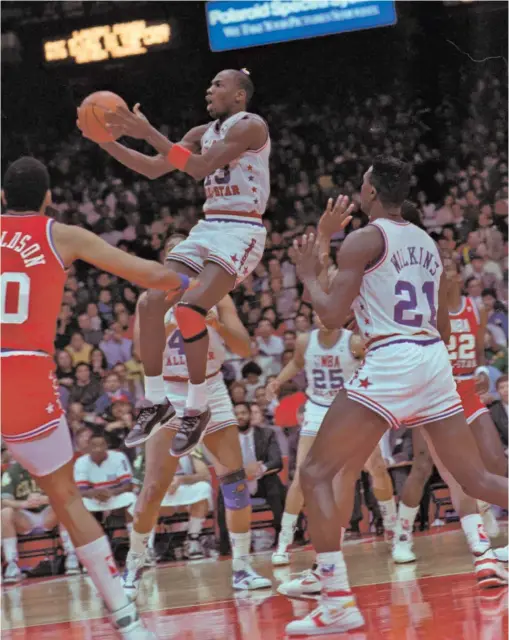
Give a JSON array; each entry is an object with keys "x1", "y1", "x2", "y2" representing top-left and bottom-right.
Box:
[
  {"x1": 283, "y1": 155, "x2": 508, "y2": 636},
  {"x1": 0, "y1": 157, "x2": 193, "y2": 639},
  {"x1": 82, "y1": 69, "x2": 270, "y2": 457}
]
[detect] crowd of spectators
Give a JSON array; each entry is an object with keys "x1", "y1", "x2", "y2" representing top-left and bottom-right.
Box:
[{"x1": 2, "y1": 66, "x2": 508, "y2": 555}]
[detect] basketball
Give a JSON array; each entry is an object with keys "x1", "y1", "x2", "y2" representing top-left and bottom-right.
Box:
[{"x1": 78, "y1": 91, "x2": 128, "y2": 143}]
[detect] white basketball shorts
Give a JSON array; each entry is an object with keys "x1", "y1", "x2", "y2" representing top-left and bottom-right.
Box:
[
  {"x1": 345, "y1": 339, "x2": 463, "y2": 429},
  {"x1": 166, "y1": 218, "x2": 266, "y2": 284},
  {"x1": 164, "y1": 373, "x2": 237, "y2": 435},
  {"x1": 301, "y1": 400, "x2": 330, "y2": 438}
]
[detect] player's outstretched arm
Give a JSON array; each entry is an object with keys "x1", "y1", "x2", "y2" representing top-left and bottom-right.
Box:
[
  {"x1": 97, "y1": 124, "x2": 207, "y2": 180},
  {"x1": 105, "y1": 106, "x2": 267, "y2": 181},
  {"x1": 213, "y1": 295, "x2": 252, "y2": 358},
  {"x1": 295, "y1": 226, "x2": 383, "y2": 330},
  {"x1": 52, "y1": 224, "x2": 189, "y2": 293},
  {"x1": 267, "y1": 333, "x2": 309, "y2": 400}
]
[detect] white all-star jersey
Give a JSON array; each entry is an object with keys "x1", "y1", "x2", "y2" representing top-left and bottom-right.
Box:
[
  {"x1": 304, "y1": 329, "x2": 360, "y2": 407},
  {"x1": 351, "y1": 218, "x2": 442, "y2": 352},
  {"x1": 163, "y1": 307, "x2": 225, "y2": 380},
  {"x1": 201, "y1": 111, "x2": 270, "y2": 224}
]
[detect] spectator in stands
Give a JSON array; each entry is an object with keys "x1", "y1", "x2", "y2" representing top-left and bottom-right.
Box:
[
  {"x1": 77, "y1": 313, "x2": 103, "y2": 347},
  {"x1": 74, "y1": 426, "x2": 93, "y2": 458},
  {"x1": 294, "y1": 314, "x2": 312, "y2": 334},
  {"x1": 55, "y1": 303, "x2": 75, "y2": 350},
  {"x1": 482, "y1": 288, "x2": 508, "y2": 341},
  {"x1": 102, "y1": 400, "x2": 135, "y2": 451},
  {"x1": 65, "y1": 331, "x2": 93, "y2": 366},
  {"x1": 487, "y1": 375, "x2": 508, "y2": 449},
  {"x1": 95, "y1": 373, "x2": 134, "y2": 414},
  {"x1": 74, "y1": 433, "x2": 135, "y2": 531},
  {"x1": 99, "y1": 322, "x2": 133, "y2": 369},
  {"x1": 485, "y1": 327, "x2": 508, "y2": 374},
  {"x1": 1, "y1": 462, "x2": 78, "y2": 581},
  {"x1": 248, "y1": 336, "x2": 280, "y2": 378},
  {"x1": 69, "y1": 363, "x2": 102, "y2": 412},
  {"x1": 218, "y1": 403, "x2": 286, "y2": 548},
  {"x1": 90, "y1": 347, "x2": 109, "y2": 380},
  {"x1": 86, "y1": 302, "x2": 103, "y2": 331},
  {"x1": 242, "y1": 362, "x2": 264, "y2": 402},
  {"x1": 256, "y1": 318, "x2": 284, "y2": 371},
  {"x1": 229, "y1": 381, "x2": 247, "y2": 404},
  {"x1": 55, "y1": 349, "x2": 75, "y2": 389}
]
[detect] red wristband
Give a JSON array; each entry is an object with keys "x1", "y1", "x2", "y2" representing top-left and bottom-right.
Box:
[{"x1": 167, "y1": 144, "x2": 191, "y2": 171}]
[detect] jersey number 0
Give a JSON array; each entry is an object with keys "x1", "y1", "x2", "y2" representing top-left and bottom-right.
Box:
[{"x1": 0, "y1": 272, "x2": 30, "y2": 324}]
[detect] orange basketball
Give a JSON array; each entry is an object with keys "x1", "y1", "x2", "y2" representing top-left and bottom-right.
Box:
[{"x1": 78, "y1": 91, "x2": 128, "y2": 143}]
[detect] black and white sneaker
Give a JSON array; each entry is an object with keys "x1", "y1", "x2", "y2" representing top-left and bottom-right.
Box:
[
  {"x1": 125, "y1": 399, "x2": 176, "y2": 448},
  {"x1": 170, "y1": 407, "x2": 211, "y2": 457}
]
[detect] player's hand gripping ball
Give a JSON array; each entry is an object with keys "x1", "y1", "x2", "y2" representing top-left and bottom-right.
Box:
[{"x1": 77, "y1": 91, "x2": 128, "y2": 143}]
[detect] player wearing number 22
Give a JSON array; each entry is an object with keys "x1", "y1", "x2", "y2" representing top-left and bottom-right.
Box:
[
  {"x1": 284, "y1": 156, "x2": 508, "y2": 636},
  {"x1": 86, "y1": 69, "x2": 270, "y2": 456},
  {"x1": 0, "y1": 156, "x2": 191, "y2": 640}
]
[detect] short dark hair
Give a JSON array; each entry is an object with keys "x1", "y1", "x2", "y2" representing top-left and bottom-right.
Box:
[
  {"x1": 229, "y1": 69, "x2": 254, "y2": 105},
  {"x1": 242, "y1": 362, "x2": 262, "y2": 378},
  {"x1": 482, "y1": 288, "x2": 497, "y2": 299},
  {"x1": 284, "y1": 330, "x2": 297, "y2": 338},
  {"x1": 3, "y1": 157, "x2": 50, "y2": 212},
  {"x1": 234, "y1": 401, "x2": 251, "y2": 411},
  {"x1": 370, "y1": 155, "x2": 412, "y2": 207}
]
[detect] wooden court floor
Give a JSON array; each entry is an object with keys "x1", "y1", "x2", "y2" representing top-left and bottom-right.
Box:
[{"x1": 2, "y1": 526, "x2": 508, "y2": 639}]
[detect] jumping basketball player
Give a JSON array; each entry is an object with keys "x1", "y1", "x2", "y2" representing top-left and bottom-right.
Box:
[
  {"x1": 282, "y1": 156, "x2": 508, "y2": 635},
  {"x1": 80, "y1": 69, "x2": 270, "y2": 455},
  {"x1": 1, "y1": 157, "x2": 190, "y2": 640},
  {"x1": 122, "y1": 233, "x2": 271, "y2": 600},
  {"x1": 267, "y1": 310, "x2": 397, "y2": 569},
  {"x1": 391, "y1": 257, "x2": 507, "y2": 585}
]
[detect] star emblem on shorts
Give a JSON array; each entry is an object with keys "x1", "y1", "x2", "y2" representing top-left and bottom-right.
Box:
[
  {"x1": 359, "y1": 304, "x2": 365, "y2": 311},
  {"x1": 254, "y1": 199, "x2": 258, "y2": 204},
  {"x1": 248, "y1": 176, "x2": 254, "y2": 182},
  {"x1": 247, "y1": 164, "x2": 253, "y2": 171},
  {"x1": 364, "y1": 318, "x2": 370, "y2": 324},
  {"x1": 359, "y1": 378, "x2": 371, "y2": 389},
  {"x1": 231, "y1": 254, "x2": 238, "y2": 263},
  {"x1": 46, "y1": 403, "x2": 55, "y2": 414},
  {"x1": 251, "y1": 186, "x2": 257, "y2": 193}
]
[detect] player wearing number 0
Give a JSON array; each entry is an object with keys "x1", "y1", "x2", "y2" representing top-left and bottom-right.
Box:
[
  {"x1": 0, "y1": 157, "x2": 191, "y2": 640},
  {"x1": 283, "y1": 156, "x2": 508, "y2": 636},
  {"x1": 392, "y1": 256, "x2": 507, "y2": 584},
  {"x1": 80, "y1": 69, "x2": 269, "y2": 457},
  {"x1": 122, "y1": 233, "x2": 271, "y2": 598}
]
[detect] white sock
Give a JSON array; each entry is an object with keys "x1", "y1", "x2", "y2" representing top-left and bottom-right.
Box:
[
  {"x1": 461, "y1": 514, "x2": 491, "y2": 554},
  {"x1": 75, "y1": 536, "x2": 129, "y2": 613},
  {"x1": 148, "y1": 529, "x2": 156, "y2": 551},
  {"x1": 379, "y1": 497, "x2": 397, "y2": 531},
  {"x1": 397, "y1": 503, "x2": 419, "y2": 537},
  {"x1": 188, "y1": 516, "x2": 204, "y2": 536},
  {"x1": 145, "y1": 375, "x2": 166, "y2": 404},
  {"x1": 126, "y1": 522, "x2": 133, "y2": 535},
  {"x1": 230, "y1": 531, "x2": 251, "y2": 571},
  {"x1": 59, "y1": 527, "x2": 76, "y2": 556},
  {"x1": 316, "y1": 551, "x2": 353, "y2": 603},
  {"x1": 130, "y1": 529, "x2": 151, "y2": 555},
  {"x1": 2, "y1": 537, "x2": 18, "y2": 563},
  {"x1": 186, "y1": 381, "x2": 208, "y2": 412},
  {"x1": 278, "y1": 512, "x2": 298, "y2": 549},
  {"x1": 477, "y1": 500, "x2": 491, "y2": 515}
]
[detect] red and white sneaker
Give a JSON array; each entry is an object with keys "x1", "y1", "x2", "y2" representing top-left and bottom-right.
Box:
[
  {"x1": 277, "y1": 568, "x2": 321, "y2": 597},
  {"x1": 474, "y1": 548, "x2": 508, "y2": 589},
  {"x1": 285, "y1": 595, "x2": 365, "y2": 636},
  {"x1": 494, "y1": 545, "x2": 508, "y2": 564}
]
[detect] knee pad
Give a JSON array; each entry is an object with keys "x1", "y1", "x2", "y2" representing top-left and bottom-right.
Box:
[
  {"x1": 220, "y1": 468, "x2": 251, "y2": 511},
  {"x1": 174, "y1": 302, "x2": 208, "y2": 342}
]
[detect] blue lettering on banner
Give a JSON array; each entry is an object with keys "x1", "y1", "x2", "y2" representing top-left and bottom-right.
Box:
[{"x1": 205, "y1": 0, "x2": 397, "y2": 52}]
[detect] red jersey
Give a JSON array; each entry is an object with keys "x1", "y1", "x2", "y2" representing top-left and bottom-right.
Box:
[
  {"x1": 448, "y1": 296, "x2": 480, "y2": 378},
  {"x1": 1, "y1": 214, "x2": 66, "y2": 355}
]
